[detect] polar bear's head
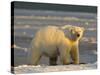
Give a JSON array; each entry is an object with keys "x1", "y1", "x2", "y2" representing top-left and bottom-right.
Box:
[
  {"x1": 61, "y1": 25, "x2": 84, "y2": 41},
  {"x1": 70, "y1": 26, "x2": 84, "y2": 41}
]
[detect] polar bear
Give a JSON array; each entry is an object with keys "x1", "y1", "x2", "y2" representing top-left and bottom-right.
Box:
[{"x1": 28, "y1": 25, "x2": 84, "y2": 65}]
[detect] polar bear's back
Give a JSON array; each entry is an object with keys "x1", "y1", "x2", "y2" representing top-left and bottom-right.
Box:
[
  {"x1": 31, "y1": 26, "x2": 65, "y2": 54},
  {"x1": 34, "y1": 26, "x2": 65, "y2": 44}
]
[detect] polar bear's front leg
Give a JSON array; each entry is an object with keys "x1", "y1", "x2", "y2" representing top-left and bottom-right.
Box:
[
  {"x1": 71, "y1": 45, "x2": 79, "y2": 64},
  {"x1": 59, "y1": 47, "x2": 70, "y2": 65}
]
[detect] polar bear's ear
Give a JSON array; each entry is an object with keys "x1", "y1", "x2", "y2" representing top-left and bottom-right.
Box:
[
  {"x1": 69, "y1": 27, "x2": 74, "y2": 33},
  {"x1": 61, "y1": 25, "x2": 73, "y2": 30}
]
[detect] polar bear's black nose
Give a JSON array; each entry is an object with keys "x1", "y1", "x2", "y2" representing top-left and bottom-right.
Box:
[{"x1": 77, "y1": 34, "x2": 80, "y2": 37}]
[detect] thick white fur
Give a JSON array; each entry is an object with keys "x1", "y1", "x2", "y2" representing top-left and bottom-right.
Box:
[{"x1": 28, "y1": 25, "x2": 84, "y2": 65}]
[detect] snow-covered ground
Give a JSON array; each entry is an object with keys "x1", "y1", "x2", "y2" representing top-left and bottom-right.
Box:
[{"x1": 14, "y1": 63, "x2": 97, "y2": 74}]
